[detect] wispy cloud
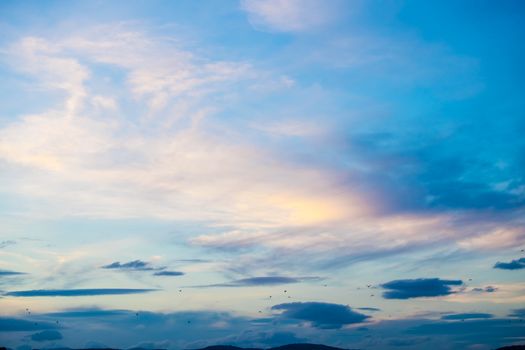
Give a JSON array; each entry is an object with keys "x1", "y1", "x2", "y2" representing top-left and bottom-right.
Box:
[
  {"x1": 0, "y1": 269, "x2": 26, "y2": 276},
  {"x1": 241, "y1": 0, "x2": 344, "y2": 33},
  {"x1": 0, "y1": 318, "x2": 58, "y2": 332},
  {"x1": 102, "y1": 260, "x2": 158, "y2": 271},
  {"x1": 0, "y1": 240, "x2": 16, "y2": 249},
  {"x1": 153, "y1": 271, "x2": 185, "y2": 277},
  {"x1": 4, "y1": 288, "x2": 158, "y2": 297},
  {"x1": 441, "y1": 313, "x2": 493, "y2": 320},
  {"x1": 192, "y1": 276, "x2": 321, "y2": 288}
]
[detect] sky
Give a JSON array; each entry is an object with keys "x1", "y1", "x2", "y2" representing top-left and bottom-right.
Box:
[{"x1": 0, "y1": 1, "x2": 524, "y2": 349}]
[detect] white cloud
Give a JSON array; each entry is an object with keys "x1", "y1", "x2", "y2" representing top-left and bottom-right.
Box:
[
  {"x1": 0, "y1": 24, "x2": 520, "y2": 276},
  {"x1": 241, "y1": 0, "x2": 342, "y2": 32}
]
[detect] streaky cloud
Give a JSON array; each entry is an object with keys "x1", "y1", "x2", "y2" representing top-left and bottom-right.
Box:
[
  {"x1": 508, "y1": 308, "x2": 525, "y2": 318},
  {"x1": 356, "y1": 307, "x2": 381, "y2": 312},
  {"x1": 472, "y1": 286, "x2": 498, "y2": 293},
  {"x1": 192, "y1": 276, "x2": 321, "y2": 288},
  {"x1": 101, "y1": 260, "x2": 158, "y2": 271},
  {"x1": 43, "y1": 308, "x2": 131, "y2": 318},
  {"x1": 0, "y1": 318, "x2": 58, "y2": 332},
  {"x1": 4, "y1": 288, "x2": 158, "y2": 297},
  {"x1": 153, "y1": 271, "x2": 185, "y2": 276},
  {"x1": 0, "y1": 269, "x2": 26, "y2": 276},
  {"x1": 441, "y1": 313, "x2": 493, "y2": 320}
]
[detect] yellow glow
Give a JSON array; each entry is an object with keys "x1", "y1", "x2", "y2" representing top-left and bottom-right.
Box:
[{"x1": 268, "y1": 194, "x2": 349, "y2": 226}]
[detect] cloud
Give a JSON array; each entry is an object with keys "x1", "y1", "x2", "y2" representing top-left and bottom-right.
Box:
[
  {"x1": 508, "y1": 308, "x2": 525, "y2": 318},
  {"x1": 3, "y1": 308, "x2": 260, "y2": 349},
  {"x1": 194, "y1": 276, "x2": 320, "y2": 287},
  {"x1": 0, "y1": 318, "x2": 57, "y2": 332},
  {"x1": 3, "y1": 306, "x2": 524, "y2": 350},
  {"x1": 43, "y1": 308, "x2": 131, "y2": 318},
  {"x1": 493, "y1": 257, "x2": 525, "y2": 270},
  {"x1": 153, "y1": 271, "x2": 185, "y2": 277},
  {"x1": 356, "y1": 307, "x2": 381, "y2": 312},
  {"x1": 241, "y1": 0, "x2": 343, "y2": 33},
  {"x1": 1, "y1": 24, "x2": 522, "y2": 280},
  {"x1": 4, "y1": 288, "x2": 158, "y2": 297},
  {"x1": 0, "y1": 269, "x2": 26, "y2": 276},
  {"x1": 407, "y1": 318, "x2": 525, "y2": 342},
  {"x1": 271, "y1": 302, "x2": 369, "y2": 329},
  {"x1": 442, "y1": 313, "x2": 493, "y2": 320},
  {"x1": 471, "y1": 286, "x2": 497, "y2": 293},
  {"x1": 102, "y1": 260, "x2": 157, "y2": 271},
  {"x1": 31, "y1": 330, "x2": 63, "y2": 342},
  {"x1": 0, "y1": 240, "x2": 16, "y2": 248},
  {"x1": 381, "y1": 278, "x2": 463, "y2": 299}
]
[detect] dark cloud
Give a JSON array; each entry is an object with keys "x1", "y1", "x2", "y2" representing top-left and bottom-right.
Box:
[
  {"x1": 0, "y1": 318, "x2": 57, "y2": 332},
  {"x1": 194, "y1": 276, "x2": 321, "y2": 288},
  {"x1": 472, "y1": 286, "x2": 497, "y2": 293},
  {"x1": 493, "y1": 257, "x2": 525, "y2": 270},
  {"x1": 0, "y1": 269, "x2": 25, "y2": 276},
  {"x1": 381, "y1": 278, "x2": 463, "y2": 299},
  {"x1": 31, "y1": 330, "x2": 63, "y2": 342},
  {"x1": 271, "y1": 302, "x2": 369, "y2": 329},
  {"x1": 3, "y1": 306, "x2": 524, "y2": 350},
  {"x1": 102, "y1": 260, "x2": 157, "y2": 271},
  {"x1": 4, "y1": 288, "x2": 158, "y2": 297},
  {"x1": 407, "y1": 318, "x2": 525, "y2": 342},
  {"x1": 153, "y1": 271, "x2": 184, "y2": 276},
  {"x1": 441, "y1": 313, "x2": 493, "y2": 320},
  {"x1": 356, "y1": 307, "x2": 381, "y2": 312},
  {"x1": 508, "y1": 308, "x2": 525, "y2": 318}
]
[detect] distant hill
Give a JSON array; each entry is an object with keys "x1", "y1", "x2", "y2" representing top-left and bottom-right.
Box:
[
  {"x1": 1, "y1": 343, "x2": 522, "y2": 350},
  {"x1": 193, "y1": 344, "x2": 353, "y2": 350},
  {"x1": 194, "y1": 346, "x2": 261, "y2": 350},
  {"x1": 270, "y1": 344, "x2": 350, "y2": 350}
]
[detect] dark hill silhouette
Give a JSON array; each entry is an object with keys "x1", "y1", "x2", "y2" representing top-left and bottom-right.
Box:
[
  {"x1": 1, "y1": 343, "x2": 522, "y2": 350},
  {"x1": 195, "y1": 346, "x2": 260, "y2": 350},
  {"x1": 192, "y1": 344, "x2": 353, "y2": 350},
  {"x1": 270, "y1": 344, "x2": 350, "y2": 350}
]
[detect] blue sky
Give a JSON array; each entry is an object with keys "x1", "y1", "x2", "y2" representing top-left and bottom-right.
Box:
[{"x1": 0, "y1": 1, "x2": 524, "y2": 349}]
